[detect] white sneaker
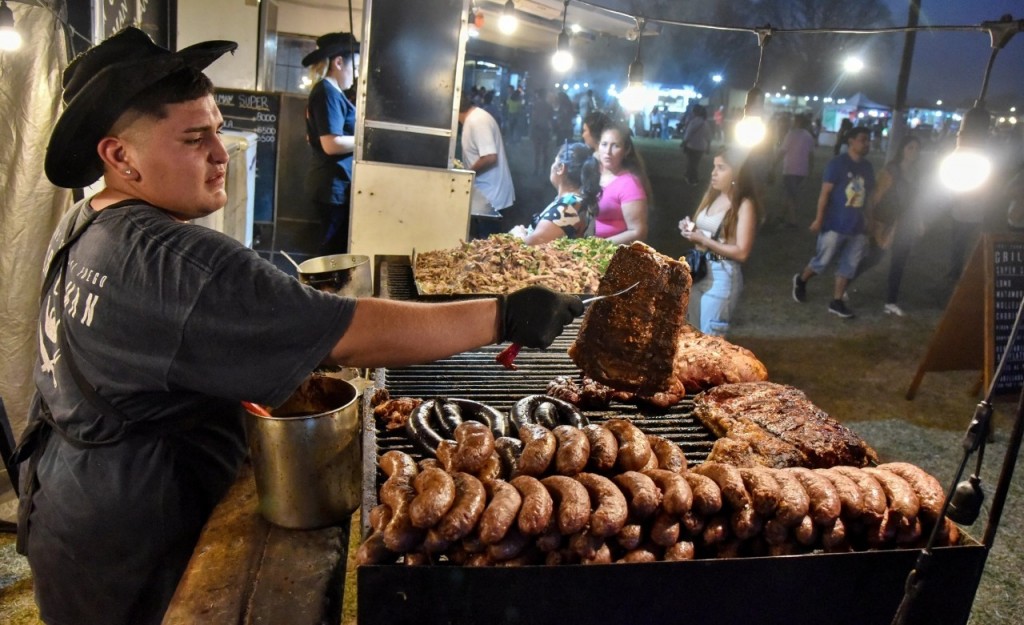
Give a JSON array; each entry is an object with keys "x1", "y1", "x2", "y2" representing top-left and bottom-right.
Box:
[{"x1": 884, "y1": 303, "x2": 906, "y2": 317}]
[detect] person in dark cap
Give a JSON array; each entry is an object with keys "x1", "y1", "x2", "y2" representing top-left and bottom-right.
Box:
[
  {"x1": 14, "y1": 27, "x2": 582, "y2": 625},
  {"x1": 302, "y1": 31, "x2": 360, "y2": 254}
]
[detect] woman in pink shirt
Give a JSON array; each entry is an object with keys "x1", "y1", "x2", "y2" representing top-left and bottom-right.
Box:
[{"x1": 595, "y1": 123, "x2": 651, "y2": 243}]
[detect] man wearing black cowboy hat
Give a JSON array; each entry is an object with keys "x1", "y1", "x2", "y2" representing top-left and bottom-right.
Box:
[
  {"x1": 302, "y1": 32, "x2": 360, "y2": 254},
  {"x1": 16, "y1": 27, "x2": 582, "y2": 625}
]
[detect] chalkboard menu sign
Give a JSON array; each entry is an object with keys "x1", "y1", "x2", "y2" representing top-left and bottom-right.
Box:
[
  {"x1": 215, "y1": 89, "x2": 281, "y2": 223},
  {"x1": 991, "y1": 237, "x2": 1024, "y2": 394}
]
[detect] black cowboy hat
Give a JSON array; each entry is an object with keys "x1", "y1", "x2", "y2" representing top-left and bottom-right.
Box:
[
  {"x1": 44, "y1": 27, "x2": 236, "y2": 189},
  {"x1": 301, "y1": 32, "x2": 360, "y2": 67}
]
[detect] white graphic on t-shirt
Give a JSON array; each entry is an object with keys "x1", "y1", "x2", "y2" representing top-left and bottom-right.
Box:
[
  {"x1": 39, "y1": 299, "x2": 61, "y2": 382},
  {"x1": 845, "y1": 174, "x2": 866, "y2": 208}
]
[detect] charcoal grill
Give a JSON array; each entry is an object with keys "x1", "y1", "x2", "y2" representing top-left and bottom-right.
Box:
[{"x1": 356, "y1": 256, "x2": 988, "y2": 625}]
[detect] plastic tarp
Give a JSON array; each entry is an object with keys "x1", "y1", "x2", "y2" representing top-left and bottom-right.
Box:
[{"x1": 0, "y1": 3, "x2": 71, "y2": 437}]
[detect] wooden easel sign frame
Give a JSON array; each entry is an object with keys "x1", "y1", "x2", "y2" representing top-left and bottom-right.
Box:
[{"x1": 907, "y1": 233, "x2": 1024, "y2": 399}]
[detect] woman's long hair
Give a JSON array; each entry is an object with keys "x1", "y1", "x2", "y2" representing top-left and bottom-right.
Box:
[
  {"x1": 693, "y1": 146, "x2": 763, "y2": 241},
  {"x1": 603, "y1": 122, "x2": 655, "y2": 207},
  {"x1": 556, "y1": 142, "x2": 602, "y2": 223},
  {"x1": 886, "y1": 134, "x2": 921, "y2": 169}
]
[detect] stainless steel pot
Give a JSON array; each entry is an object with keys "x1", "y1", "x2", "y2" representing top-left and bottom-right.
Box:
[
  {"x1": 244, "y1": 375, "x2": 361, "y2": 529},
  {"x1": 297, "y1": 254, "x2": 372, "y2": 297}
]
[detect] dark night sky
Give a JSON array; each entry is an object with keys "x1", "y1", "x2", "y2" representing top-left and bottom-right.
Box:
[{"x1": 876, "y1": 0, "x2": 1023, "y2": 108}]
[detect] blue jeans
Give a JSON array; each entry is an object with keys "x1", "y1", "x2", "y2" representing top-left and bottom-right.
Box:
[
  {"x1": 808, "y1": 230, "x2": 867, "y2": 280},
  {"x1": 688, "y1": 258, "x2": 743, "y2": 336}
]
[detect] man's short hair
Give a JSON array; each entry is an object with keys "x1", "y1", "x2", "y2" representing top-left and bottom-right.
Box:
[{"x1": 847, "y1": 126, "x2": 871, "y2": 142}]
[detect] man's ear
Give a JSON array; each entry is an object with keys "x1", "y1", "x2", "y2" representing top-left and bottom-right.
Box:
[{"x1": 97, "y1": 136, "x2": 135, "y2": 180}]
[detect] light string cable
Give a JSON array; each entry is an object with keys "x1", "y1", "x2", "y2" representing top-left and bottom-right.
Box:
[{"x1": 11, "y1": 0, "x2": 92, "y2": 52}]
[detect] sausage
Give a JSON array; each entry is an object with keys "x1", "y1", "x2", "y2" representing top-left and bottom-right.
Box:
[
  {"x1": 379, "y1": 450, "x2": 418, "y2": 480},
  {"x1": 511, "y1": 395, "x2": 540, "y2": 430},
  {"x1": 643, "y1": 469, "x2": 693, "y2": 516},
  {"x1": 730, "y1": 505, "x2": 762, "y2": 540},
  {"x1": 693, "y1": 462, "x2": 750, "y2": 511},
  {"x1": 568, "y1": 530, "x2": 605, "y2": 559},
  {"x1": 460, "y1": 532, "x2": 485, "y2": 553},
  {"x1": 738, "y1": 467, "x2": 782, "y2": 517},
  {"x1": 541, "y1": 475, "x2": 591, "y2": 535},
  {"x1": 617, "y1": 547, "x2": 659, "y2": 563},
  {"x1": 896, "y1": 516, "x2": 923, "y2": 546},
  {"x1": 863, "y1": 467, "x2": 921, "y2": 523},
  {"x1": 382, "y1": 491, "x2": 425, "y2": 553},
  {"x1": 435, "y1": 399, "x2": 463, "y2": 439},
  {"x1": 581, "y1": 543, "x2": 612, "y2": 565},
  {"x1": 793, "y1": 515, "x2": 819, "y2": 547},
  {"x1": 534, "y1": 520, "x2": 564, "y2": 553},
  {"x1": 356, "y1": 531, "x2": 395, "y2": 566},
  {"x1": 582, "y1": 424, "x2": 617, "y2": 471},
  {"x1": 405, "y1": 400, "x2": 445, "y2": 456},
  {"x1": 368, "y1": 504, "x2": 392, "y2": 533},
  {"x1": 605, "y1": 419, "x2": 653, "y2": 471},
  {"x1": 575, "y1": 472, "x2": 628, "y2": 538},
  {"x1": 417, "y1": 458, "x2": 442, "y2": 472},
  {"x1": 770, "y1": 469, "x2": 810, "y2": 528},
  {"x1": 649, "y1": 511, "x2": 681, "y2": 547},
  {"x1": 452, "y1": 421, "x2": 495, "y2": 474},
  {"x1": 664, "y1": 541, "x2": 696, "y2": 561},
  {"x1": 616, "y1": 523, "x2": 644, "y2": 551},
  {"x1": 613, "y1": 471, "x2": 662, "y2": 519},
  {"x1": 494, "y1": 436, "x2": 523, "y2": 478},
  {"x1": 487, "y1": 526, "x2": 530, "y2": 561},
  {"x1": 476, "y1": 453, "x2": 504, "y2": 485},
  {"x1": 814, "y1": 468, "x2": 866, "y2": 521},
  {"x1": 533, "y1": 401, "x2": 559, "y2": 429},
  {"x1": 478, "y1": 480, "x2": 523, "y2": 544},
  {"x1": 763, "y1": 518, "x2": 790, "y2": 546},
  {"x1": 453, "y1": 398, "x2": 510, "y2": 439},
  {"x1": 680, "y1": 511, "x2": 705, "y2": 536},
  {"x1": 497, "y1": 549, "x2": 543, "y2": 567},
  {"x1": 509, "y1": 475, "x2": 554, "y2": 536},
  {"x1": 822, "y1": 518, "x2": 850, "y2": 552},
  {"x1": 435, "y1": 439, "x2": 457, "y2": 472},
  {"x1": 409, "y1": 467, "x2": 457, "y2": 529},
  {"x1": 517, "y1": 423, "x2": 557, "y2": 476},
  {"x1": 403, "y1": 551, "x2": 430, "y2": 566},
  {"x1": 421, "y1": 528, "x2": 450, "y2": 554},
  {"x1": 435, "y1": 472, "x2": 487, "y2": 542},
  {"x1": 867, "y1": 509, "x2": 900, "y2": 547},
  {"x1": 552, "y1": 425, "x2": 591, "y2": 476},
  {"x1": 683, "y1": 472, "x2": 723, "y2": 516},
  {"x1": 716, "y1": 539, "x2": 743, "y2": 559},
  {"x1": 701, "y1": 514, "x2": 730, "y2": 545},
  {"x1": 647, "y1": 435, "x2": 687, "y2": 473},
  {"x1": 831, "y1": 465, "x2": 887, "y2": 524},
  {"x1": 545, "y1": 549, "x2": 578, "y2": 566},
  {"x1": 782, "y1": 467, "x2": 841, "y2": 526},
  {"x1": 936, "y1": 517, "x2": 960, "y2": 547},
  {"x1": 877, "y1": 462, "x2": 945, "y2": 523},
  {"x1": 464, "y1": 553, "x2": 493, "y2": 567}
]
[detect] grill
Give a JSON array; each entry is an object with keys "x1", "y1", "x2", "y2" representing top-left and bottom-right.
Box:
[{"x1": 356, "y1": 256, "x2": 987, "y2": 625}]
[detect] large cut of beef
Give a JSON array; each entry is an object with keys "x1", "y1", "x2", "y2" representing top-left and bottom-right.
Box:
[
  {"x1": 568, "y1": 242, "x2": 691, "y2": 397},
  {"x1": 694, "y1": 381, "x2": 879, "y2": 469},
  {"x1": 569, "y1": 241, "x2": 767, "y2": 400}
]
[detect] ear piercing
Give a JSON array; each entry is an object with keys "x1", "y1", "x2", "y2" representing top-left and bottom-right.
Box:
[{"x1": 125, "y1": 169, "x2": 132, "y2": 175}]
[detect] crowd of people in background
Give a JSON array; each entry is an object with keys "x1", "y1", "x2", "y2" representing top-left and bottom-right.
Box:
[{"x1": 459, "y1": 81, "x2": 1024, "y2": 334}]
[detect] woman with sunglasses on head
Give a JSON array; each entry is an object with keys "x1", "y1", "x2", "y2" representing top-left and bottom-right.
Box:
[
  {"x1": 679, "y1": 147, "x2": 763, "y2": 336},
  {"x1": 511, "y1": 142, "x2": 601, "y2": 245}
]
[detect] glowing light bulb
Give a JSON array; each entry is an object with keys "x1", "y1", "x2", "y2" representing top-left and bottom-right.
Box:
[
  {"x1": 735, "y1": 115, "x2": 767, "y2": 147},
  {"x1": 940, "y1": 150, "x2": 992, "y2": 192},
  {"x1": 552, "y1": 49, "x2": 573, "y2": 72},
  {"x1": 619, "y1": 84, "x2": 646, "y2": 112},
  {"x1": 498, "y1": 1, "x2": 517, "y2": 34}
]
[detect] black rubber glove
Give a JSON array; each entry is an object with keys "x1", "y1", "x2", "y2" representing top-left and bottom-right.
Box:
[{"x1": 496, "y1": 286, "x2": 585, "y2": 349}]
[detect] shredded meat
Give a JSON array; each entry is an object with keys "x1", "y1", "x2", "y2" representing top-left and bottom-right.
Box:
[{"x1": 373, "y1": 397, "x2": 423, "y2": 430}]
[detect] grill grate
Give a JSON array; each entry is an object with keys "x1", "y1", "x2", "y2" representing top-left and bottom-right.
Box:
[{"x1": 369, "y1": 256, "x2": 716, "y2": 467}]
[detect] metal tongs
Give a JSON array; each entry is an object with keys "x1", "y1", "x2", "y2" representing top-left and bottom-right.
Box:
[{"x1": 496, "y1": 282, "x2": 640, "y2": 370}]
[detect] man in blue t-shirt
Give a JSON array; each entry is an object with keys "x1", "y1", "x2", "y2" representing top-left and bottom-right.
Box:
[{"x1": 791, "y1": 126, "x2": 876, "y2": 318}]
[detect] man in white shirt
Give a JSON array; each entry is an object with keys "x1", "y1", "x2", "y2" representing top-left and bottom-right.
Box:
[{"x1": 459, "y1": 95, "x2": 515, "y2": 239}]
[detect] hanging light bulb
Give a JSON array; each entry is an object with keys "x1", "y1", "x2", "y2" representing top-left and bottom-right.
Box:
[
  {"x1": 735, "y1": 27, "x2": 772, "y2": 147},
  {"x1": 940, "y1": 104, "x2": 992, "y2": 192},
  {"x1": 498, "y1": 1, "x2": 518, "y2": 35},
  {"x1": 619, "y1": 19, "x2": 647, "y2": 112},
  {"x1": 550, "y1": 1, "x2": 573, "y2": 72},
  {"x1": 735, "y1": 87, "x2": 767, "y2": 147},
  {"x1": 0, "y1": 0, "x2": 22, "y2": 52}
]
